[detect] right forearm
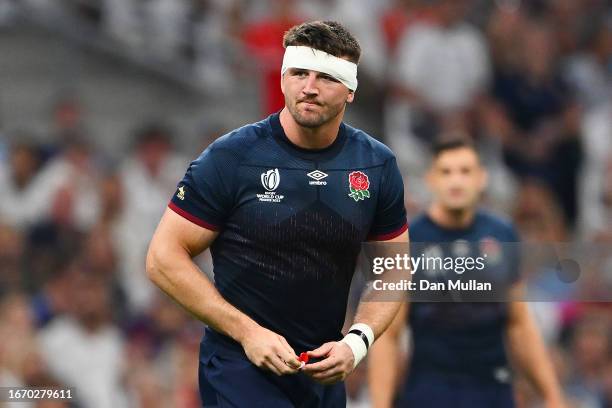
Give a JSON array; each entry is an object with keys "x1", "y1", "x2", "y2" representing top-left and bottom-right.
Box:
[{"x1": 146, "y1": 247, "x2": 257, "y2": 344}]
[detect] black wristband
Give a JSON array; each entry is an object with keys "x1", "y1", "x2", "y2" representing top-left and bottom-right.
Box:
[{"x1": 348, "y1": 329, "x2": 370, "y2": 350}]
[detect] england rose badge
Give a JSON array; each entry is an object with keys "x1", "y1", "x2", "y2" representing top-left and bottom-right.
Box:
[{"x1": 348, "y1": 171, "x2": 370, "y2": 201}]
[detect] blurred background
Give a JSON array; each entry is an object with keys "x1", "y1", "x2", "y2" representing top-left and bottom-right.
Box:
[{"x1": 0, "y1": 0, "x2": 610, "y2": 407}]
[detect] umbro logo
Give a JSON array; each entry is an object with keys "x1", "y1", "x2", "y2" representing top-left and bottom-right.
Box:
[
  {"x1": 307, "y1": 170, "x2": 328, "y2": 186},
  {"x1": 307, "y1": 170, "x2": 328, "y2": 181}
]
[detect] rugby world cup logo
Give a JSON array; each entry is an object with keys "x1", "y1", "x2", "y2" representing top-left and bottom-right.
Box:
[{"x1": 261, "y1": 168, "x2": 280, "y2": 191}]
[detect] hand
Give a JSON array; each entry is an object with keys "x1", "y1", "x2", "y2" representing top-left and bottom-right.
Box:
[
  {"x1": 301, "y1": 341, "x2": 355, "y2": 385},
  {"x1": 240, "y1": 325, "x2": 301, "y2": 376}
]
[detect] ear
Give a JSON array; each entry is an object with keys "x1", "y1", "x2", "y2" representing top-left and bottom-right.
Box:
[
  {"x1": 346, "y1": 91, "x2": 355, "y2": 104},
  {"x1": 280, "y1": 74, "x2": 286, "y2": 95}
]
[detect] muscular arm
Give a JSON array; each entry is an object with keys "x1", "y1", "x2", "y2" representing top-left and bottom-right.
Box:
[
  {"x1": 146, "y1": 208, "x2": 301, "y2": 374},
  {"x1": 506, "y1": 284, "x2": 565, "y2": 407},
  {"x1": 146, "y1": 208, "x2": 253, "y2": 342},
  {"x1": 367, "y1": 302, "x2": 408, "y2": 408},
  {"x1": 303, "y1": 230, "x2": 410, "y2": 384},
  {"x1": 352, "y1": 230, "x2": 410, "y2": 338}
]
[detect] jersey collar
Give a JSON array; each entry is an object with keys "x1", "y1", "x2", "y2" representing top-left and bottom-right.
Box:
[{"x1": 269, "y1": 112, "x2": 347, "y2": 162}]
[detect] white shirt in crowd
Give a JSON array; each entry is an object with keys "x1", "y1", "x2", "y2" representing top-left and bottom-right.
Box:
[
  {"x1": 392, "y1": 22, "x2": 490, "y2": 112},
  {"x1": 0, "y1": 154, "x2": 100, "y2": 230},
  {"x1": 114, "y1": 153, "x2": 188, "y2": 313},
  {"x1": 39, "y1": 316, "x2": 128, "y2": 408},
  {"x1": 385, "y1": 21, "x2": 493, "y2": 211}
]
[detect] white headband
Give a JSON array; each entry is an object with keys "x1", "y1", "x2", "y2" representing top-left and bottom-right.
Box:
[{"x1": 281, "y1": 46, "x2": 358, "y2": 91}]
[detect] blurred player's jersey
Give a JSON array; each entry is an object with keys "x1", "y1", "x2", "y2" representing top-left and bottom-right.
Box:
[
  {"x1": 407, "y1": 211, "x2": 520, "y2": 383},
  {"x1": 169, "y1": 112, "x2": 407, "y2": 353}
]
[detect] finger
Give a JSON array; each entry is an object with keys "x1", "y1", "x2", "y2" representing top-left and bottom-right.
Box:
[
  {"x1": 268, "y1": 354, "x2": 299, "y2": 376},
  {"x1": 313, "y1": 373, "x2": 344, "y2": 385},
  {"x1": 301, "y1": 356, "x2": 338, "y2": 374},
  {"x1": 282, "y1": 355, "x2": 302, "y2": 370},
  {"x1": 307, "y1": 342, "x2": 334, "y2": 359},
  {"x1": 273, "y1": 345, "x2": 300, "y2": 370},
  {"x1": 308, "y1": 359, "x2": 351, "y2": 379},
  {"x1": 310, "y1": 366, "x2": 343, "y2": 380},
  {"x1": 277, "y1": 337, "x2": 301, "y2": 369}
]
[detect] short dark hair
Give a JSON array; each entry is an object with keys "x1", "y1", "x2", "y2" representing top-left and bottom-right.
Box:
[
  {"x1": 283, "y1": 21, "x2": 361, "y2": 64},
  {"x1": 134, "y1": 123, "x2": 172, "y2": 148},
  {"x1": 431, "y1": 136, "x2": 479, "y2": 159}
]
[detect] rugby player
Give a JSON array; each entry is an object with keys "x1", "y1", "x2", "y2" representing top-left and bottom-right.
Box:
[
  {"x1": 368, "y1": 139, "x2": 564, "y2": 407},
  {"x1": 147, "y1": 21, "x2": 409, "y2": 407}
]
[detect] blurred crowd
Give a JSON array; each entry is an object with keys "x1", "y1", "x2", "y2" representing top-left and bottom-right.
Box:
[{"x1": 0, "y1": 0, "x2": 611, "y2": 407}]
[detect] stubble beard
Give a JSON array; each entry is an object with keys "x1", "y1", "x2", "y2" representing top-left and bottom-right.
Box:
[
  {"x1": 442, "y1": 194, "x2": 477, "y2": 214},
  {"x1": 287, "y1": 99, "x2": 343, "y2": 129}
]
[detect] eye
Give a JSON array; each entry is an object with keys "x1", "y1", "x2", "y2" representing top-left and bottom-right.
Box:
[{"x1": 293, "y1": 69, "x2": 308, "y2": 77}]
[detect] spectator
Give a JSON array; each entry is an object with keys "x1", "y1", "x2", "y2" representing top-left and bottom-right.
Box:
[
  {"x1": 385, "y1": 0, "x2": 490, "y2": 209},
  {"x1": 30, "y1": 255, "x2": 75, "y2": 328},
  {"x1": 565, "y1": 316, "x2": 611, "y2": 406},
  {"x1": 564, "y1": 18, "x2": 612, "y2": 110},
  {"x1": 490, "y1": 21, "x2": 583, "y2": 228},
  {"x1": 388, "y1": 0, "x2": 490, "y2": 136},
  {"x1": 114, "y1": 124, "x2": 188, "y2": 313},
  {"x1": 0, "y1": 140, "x2": 45, "y2": 229},
  {"x1": 34, "y1": 136, "x2": 102, "y2": 231},
  {"x1": 101, "y1": 0, "x2": 141, "y2": 50},
  {"x1": 39, "y1": 264, "x2": 128, "y2": 408},
  {"x1": 124, "y1": 294, "x2": 199, "y2": 407},
  {"x1": 191, "y1": 0, "x2": 240, "y2": 93},
  {"x1": 581, "y1": 140, "x2": 612, "y2": 242},
  {"x1": 0, "y1": 292, "x2": 60, "y2": 408},
  {"x1": 513, "y1": 180, "x2": 568, "y2": 242},
  {"x1": 144, "y1": 0, "x2": 191, "y2": 61},
  {"x1": 380, "y1": 0, "x2": 435, "y2": 56}
]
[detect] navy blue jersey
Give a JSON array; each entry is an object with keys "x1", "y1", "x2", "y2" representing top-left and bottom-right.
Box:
[
  {"x1": 169, "y1": 112, "x2": 407, "y2": 353},
  {"x1": 408, "y1": 210, "x2": 520, "y2": 382}
]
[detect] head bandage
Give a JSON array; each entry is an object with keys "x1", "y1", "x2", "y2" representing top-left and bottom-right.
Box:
[{"x1": 281, "y1": 46, "x2": 358, "y2": 91}]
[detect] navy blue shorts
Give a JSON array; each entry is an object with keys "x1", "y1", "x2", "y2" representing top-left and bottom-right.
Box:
[
  {"x1": 397, "y1": 370, "x2": 515, "y2": 408},
  {"x1": 198, "y1": 342, "x2": 346, "y2": 407}
]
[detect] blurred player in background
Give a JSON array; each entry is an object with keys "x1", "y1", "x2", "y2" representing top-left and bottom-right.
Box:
[
  {"x1": 368, "y1": 138, "x2": 564, "y2": 407},
  {"x1": 147, "y1": 21, "x2": 408, "y2": 407}
]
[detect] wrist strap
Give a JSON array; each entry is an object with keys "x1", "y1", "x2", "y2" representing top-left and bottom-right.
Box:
[
  {"x1": 348, "y1": 323, "x2": 374, "y2": 349},
  {"x1": 348, "y1": 329, "x2": 370, "y2": 349},
  {"x1": 340, "y1": 323, "x2": 375, "y2": 368}
]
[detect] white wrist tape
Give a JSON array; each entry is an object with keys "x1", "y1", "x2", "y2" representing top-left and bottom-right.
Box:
[
  {"x1": 281, "y1": 46, "x2": 358, "y2": 91},
  {"x1": 341, "y1": 323, "x2": 374, "y2": 368}
]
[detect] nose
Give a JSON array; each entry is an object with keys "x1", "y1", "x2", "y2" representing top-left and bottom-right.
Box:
[{"x1": 302, "y1": 72, "x2": 319, "y2": 97}]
